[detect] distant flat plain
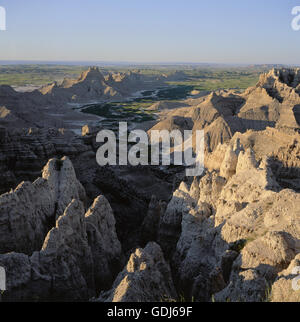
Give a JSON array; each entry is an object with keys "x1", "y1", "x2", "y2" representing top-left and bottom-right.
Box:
[
  {"x1": 0, "y1": 64, "x2": 272, "y2": 91},
  {"x1": 0, "y1": 64, "x2": 282, "y2": 130}
]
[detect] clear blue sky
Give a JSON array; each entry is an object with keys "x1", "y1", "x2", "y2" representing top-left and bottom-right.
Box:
[{"x1": 0, "y1": 0, "x2": 300, "y2": 64}]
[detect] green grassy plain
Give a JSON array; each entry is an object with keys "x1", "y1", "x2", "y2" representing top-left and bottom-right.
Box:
[
  {"x1": 0, "y1": 64, "x2": 267, "y2": 89},
  {"x1": 0, "y1": 65, "x2": 87, "y2": 86},
  {"x1": 168, "y1": 69, "x2": 262, "y2": 91}
]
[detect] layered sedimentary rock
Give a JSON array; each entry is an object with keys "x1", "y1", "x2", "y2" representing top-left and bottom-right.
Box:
[
  {"x1": 0, "y1": 195, "x2": 123, "y2": 301},
  {"x1": 157, "y1": 182, "x2": 191, "y2": 257},
  {"x1": 241, "y1": 68, "x2": 300, "y2": 128},
  {"x1": 39, "y1": 67, "x2": 122, "y2": 102},
  {"x1": 1, "y1": 68, "x2": 300, "y2": 302},
  {"x1": 156, "y1": 138, "x2": 300, "y2": 302},
  {"x1": 207, "y1": 127, "x2": 300, "y2": 192},
  {"x1": 0, "y1": 67, "x2": 165, "y2": 131},
  {"x1": 0, "y1": 127, "x2": 92, "y2": 194},
  {"x1": 269, "y1": 139, "x2": 300, "y2": 191},
  {"x1": 219, "y1": 140, "x2": 244, "y2": 179},
  {"x1": 99, "y1": 242, "x2": 177, "y2": 302},
  {"x1": 150, "y1": 68, "x2": 300, "y2": 152},
  {"x1": 0, "y1": 125, "x2": 177, "y2": 254},
  {"x1": 85, "y1": 195, "x2": 124, "y2": 290},
  {"x1": 40, "y1": 67, "x2": 165, "y2": 104},
  {"x1": 0, "y1": 157, "x2": 85, "y2": 254}
]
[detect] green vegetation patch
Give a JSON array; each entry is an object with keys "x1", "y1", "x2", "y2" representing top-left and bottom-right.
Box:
[{"x1": 81, "y1": 102, "x2": 156, "y2": 123}]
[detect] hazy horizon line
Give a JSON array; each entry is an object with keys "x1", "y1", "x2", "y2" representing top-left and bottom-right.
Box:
[{"x1": 0, "y1": 60, "x2": 298, "y2": 68}]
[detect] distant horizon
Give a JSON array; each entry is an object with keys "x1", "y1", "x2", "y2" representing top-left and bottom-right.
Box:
[{"x1": 0, "y1": 60, "x2": 298, "y2": 68}]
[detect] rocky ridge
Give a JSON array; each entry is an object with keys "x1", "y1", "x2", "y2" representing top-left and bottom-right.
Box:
[
  {"x1": 154, "y1": 136, "x2": 300, "y2": 302},
  {"x1": 99, "y1": 242, "x2": 177, "y2": 302},
  {"x1": 0, "y1": 67, "x2": 165, "y2": 131},
  {"x1": 150, "y1": 68, "x2": 300, "y2": 152},
  {"x1": 0, "y1": 157, "x2": 85, "y2": 255},
  {"x1": 1, "y1": 68, "x2": 300, "y2": 302},
  {"x1": 0, "y1": 158, "x2": 124, "y2": 301}
]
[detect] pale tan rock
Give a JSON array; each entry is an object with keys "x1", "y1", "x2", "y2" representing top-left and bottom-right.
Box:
[
  {"x1": 0, "y1": 156, "x2": 85, "y2": 254},
  {"x1": 157, "y1": 181, "x2": 193, "y2": 256},
  {"x1": 161, "y1": 138, "x2": 300, "y2": 302},
  {"x1": 0, "y1": 195, "x2": 123, "y2": 301},
  {"x1": 85, "y1": 195, "x2": 124, "y2": 290},
  {"x1": 99, "y1": 242, "x2": 177, "y2": 302},
  {"x1": 82, "y1": 124, "x2": 98, "y2": 136},
  {"x1": 235, "y1": 148, "x2": 258, "y2": 174},
  {"x1": 220, "y1": 145, "x2": 239, "y2": 179},
  {"x1": 271, "y1": 254, "x2": 300, "y2": 302}
]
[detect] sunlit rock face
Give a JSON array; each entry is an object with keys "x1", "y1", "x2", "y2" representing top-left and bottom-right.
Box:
[
  {"x1": 149, "y1": 68, "x2": 300, "y2": 153},
  {"x1": 154, "y1": 138, "x2": 300, "y2": 302},
  {"x1": 0, "y1": 158, "x2": 124, "y2": 301},
  {"x1": 98, "y1": 242, "x2": 177, "y2": 302},
  {"x1": 0, "y1": 157, "x2": 86, "y2": 255},
  {"x1": 0, "y1": 68, "x2": 300, "y2": 302}
]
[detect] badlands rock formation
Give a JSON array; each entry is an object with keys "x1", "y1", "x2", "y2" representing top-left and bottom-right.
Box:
[
  {"x1": 1, "y1": 68, "x2": 300, "y2": 302},
  {"x1": 150, "y1": 68, "x2": 300, "y2": 152},
  {"x1": 0, "y1": 67, "x2": 165, "y2": 130},
  {"x1": 0, "y1": 125, "x2": 176, "y2": 253},
  {"x1": 154, "y1": 137, "x2": 300, "y2": 302},
  {"x1": 0, "y1": 127, "x2": 91, "y2": 194},
  {"x1": 39, "y1": 67, "x2": 122, "y2": 102},
  {"x1": 99, "y1": 242, "x2": 177, "y2": 302},
  {"x1": 0, "y1": 157, "x2": 85, "y2": 255},
  {"x1": 40, "y1": 67, "x2": 165, "y2": 104},
  {"x1": 0, "y1": 158, "x2": 124, "y2": 301}
]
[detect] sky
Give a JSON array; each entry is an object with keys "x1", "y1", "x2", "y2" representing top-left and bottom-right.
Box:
[{"x1": 0, "y1": 0, "x2": 300, "y2": 64}]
